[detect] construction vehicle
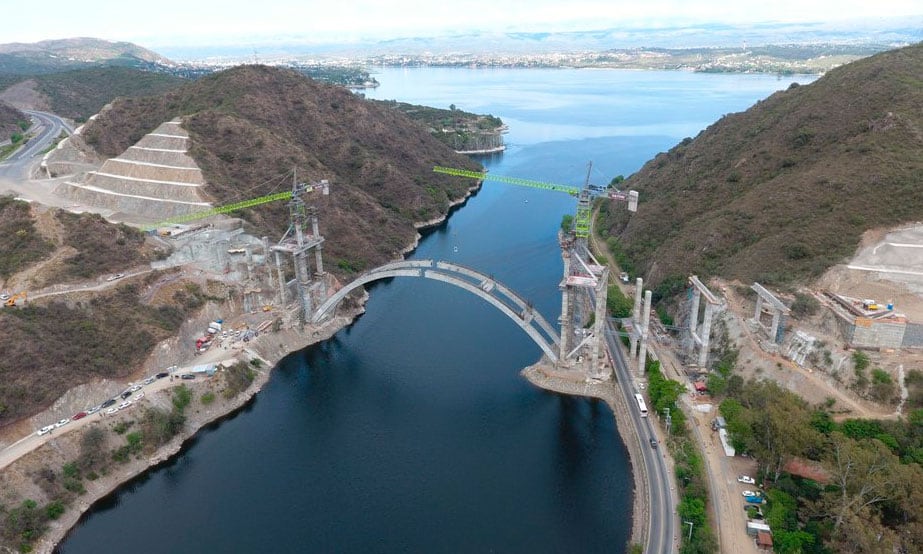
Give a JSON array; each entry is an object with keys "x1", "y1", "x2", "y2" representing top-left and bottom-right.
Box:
[
  {"x1": 433, "y1": 164, "x2": 638, "y2": 239},
  {"x1": 5, "y1": 291, "x2": 26, "y2": 307},
  {"x1": 862, "y1": 299, "x2": 879, "y2": 311}
]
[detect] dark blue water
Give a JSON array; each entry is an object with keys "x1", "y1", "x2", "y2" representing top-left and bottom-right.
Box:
[{"x1": 57, "y1": 68, "x2": 812, "y2": 553}]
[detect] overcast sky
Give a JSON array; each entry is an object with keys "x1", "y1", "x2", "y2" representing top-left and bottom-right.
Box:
[{"x1": 9, "y1": 0, "x2": 922, "y2": 47}]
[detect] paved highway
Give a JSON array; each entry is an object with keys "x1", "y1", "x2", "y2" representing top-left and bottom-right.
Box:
[
  {"x1": 0, "y1": 110, "x2": 72, "y2": 178},
  {"x1": 604, "y1": 319, "x2": 677, "y2": 553}
]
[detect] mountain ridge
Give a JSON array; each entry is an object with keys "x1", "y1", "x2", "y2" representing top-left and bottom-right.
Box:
[{"x1": 598, "y1": 42, "x2": 923, "y2": 298}]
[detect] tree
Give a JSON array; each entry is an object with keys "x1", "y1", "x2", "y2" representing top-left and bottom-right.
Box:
[{"x1": 820, "y1": 432, "x2": 908, "y2": 533}]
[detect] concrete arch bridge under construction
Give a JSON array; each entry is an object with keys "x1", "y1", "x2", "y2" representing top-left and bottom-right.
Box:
[{"x1": 311, "y1": 260, "x2": 562, "y2": 363}]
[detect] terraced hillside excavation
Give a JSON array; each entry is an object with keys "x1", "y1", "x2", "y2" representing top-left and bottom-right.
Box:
[{"x1": 57, "y1": 119, "x2": 210, "y2": 222}]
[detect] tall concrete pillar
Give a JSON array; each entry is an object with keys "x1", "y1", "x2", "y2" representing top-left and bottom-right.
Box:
[
  {"x1": 633, "y1": 278, "x2": 644, "y2": 322},
  {"x1": 770, "y1": 311, "x2": 781, "y2": 343},
  {"x1": 697, "y1": 303, "x2": 715, "y2": 367},
  {"x1": 311, "y1": 215, "x2": 325, "y2": 277},
  {"x1": 591, "y1": 268, "x2": 610, "y2": 378},
  {"x1": 689, "y1": 288, "x2": 701, "y2": 335},
  {"x1": 638, "y1": 290, "x2": 652, "y2": 373},
  {"x1": 559, "y1": 251, "x2": 573, "y2": 365},
  {"x1": 245, "y1": 246, "x2": 254, "y2": 281},
  {"x1": 274, "y1": 250, "x2": 286, "y2": 305}
]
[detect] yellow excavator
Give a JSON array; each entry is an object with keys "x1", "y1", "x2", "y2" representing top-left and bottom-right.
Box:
[{"x1": 4, "y1": 291, "x2": 26, "y2": 307}]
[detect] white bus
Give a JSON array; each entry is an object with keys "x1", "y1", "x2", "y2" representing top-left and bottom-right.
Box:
[{"x1": 634, "y1": 393, "x2": 648, "y2": 417}]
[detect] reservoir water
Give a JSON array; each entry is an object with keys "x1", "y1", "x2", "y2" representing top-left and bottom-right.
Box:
[{"x1": 57, "y1": 67, "x2": 812, "y2": 553}]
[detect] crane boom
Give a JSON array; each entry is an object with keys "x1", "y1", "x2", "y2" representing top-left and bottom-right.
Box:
[
  {"x1": 433, "y1": 166, "x2": 580, "y2": 196},
  {"x1": 143, "y1": 191, "x2": 294, "y2": 231},
  {"x1": 433, "y1": 165, "x2": 637, "y2": 239}
]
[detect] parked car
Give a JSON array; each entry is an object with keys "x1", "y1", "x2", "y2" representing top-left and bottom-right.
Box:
[
  {"x1": 738, "y1": 475, "x2": 756, "y2": 485},
  {"x1": 36, "y1": 425, "x2": 55, "y2": 436},
  {"x1": 741, "y1": 490, "x2": 761, "y2": 498},
  {"x1": 54, "y1": 418, "x2": 70, "y2": 428},
  {"x1": 155, "y1": 372, "x2": 169, "y2": 379},
  {"x1": 180, "y1": 373, "x2": 196, "y2": 380},
  {"x1": 87, "y1": 405, "x2": 101, "y2": 415},
  {"x1": 121, "y1": 391, "x2": 132, "y2": 399},
  {"x1": 0, "y1": 293, "x2": 9, "y2": 301},
  {"x1": 72, "y1": 411, "x2": 88, "y2": 420},
  {"x1": 129, "y1": 384, "x2": 143, "y2": 393},
  {"x1": 132, "y1": 392, "x2": 144, "y2": 401},
  {"x1": 105, "y1": 407, "x2": 119, "y2": 415},
  {"x1": 118, "y1": 401, "x2": 133, "y2": 410},
  {"x1": 143, "y1": 376, "x2": 156, "y2": 385},
  {"x1": 101, "y1": 398, "x2": 117, "y2": 409}
]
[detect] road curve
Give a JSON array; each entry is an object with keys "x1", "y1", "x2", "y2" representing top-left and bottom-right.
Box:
[
  {"x1": 0, "y1": 110, "x2": 71, "y2": 177},
  {"x1": 605, "y1": 321, "x2": 677, "y2": 553}
]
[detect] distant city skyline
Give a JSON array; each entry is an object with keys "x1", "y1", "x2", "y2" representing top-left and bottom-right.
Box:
[{"x1": 10, "y1": 0, "x2": 923, "y2": 50}]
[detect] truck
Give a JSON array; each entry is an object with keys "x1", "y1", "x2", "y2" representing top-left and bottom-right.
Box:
[
  {"x1": 744, "y1": 495, "x2": 764, "y2": 505},
  {"x1": 209, "y1": 321, "x2": 223, "y2": 331}
]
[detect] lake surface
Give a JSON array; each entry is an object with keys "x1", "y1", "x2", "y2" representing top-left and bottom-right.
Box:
[{"x1": 56, "y1": 67, "x2": 813, "y2": 553}]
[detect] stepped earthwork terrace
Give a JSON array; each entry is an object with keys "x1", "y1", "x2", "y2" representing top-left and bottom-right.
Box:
[{"x1": 58, "y1": 119, "x2": 211, "y2": 222}]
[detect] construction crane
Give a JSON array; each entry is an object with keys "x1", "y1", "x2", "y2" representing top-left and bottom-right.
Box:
[
  {"x1": 142, "y1": 190, "x2": 296, "y2": 232},
  {"x1": 434, "y1": 163, "x2": 638, "y2": 378},
  {"x1": 433, "y1": 164, "x2": 638, "y2": 239}
]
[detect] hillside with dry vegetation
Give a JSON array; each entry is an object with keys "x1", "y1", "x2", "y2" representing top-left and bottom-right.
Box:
[
  {"x1": 598, "y1": 42, "x2": 923, "y2": 299},
  {"x1": 0, "y1": 199, "x2": 180, "y2": 424},
  {"x1": 83, "y1": 64, "x2": 481, "y2": 277},
  {"x1": 0, "y1": 102, "x2": 27, "y2": 142}
]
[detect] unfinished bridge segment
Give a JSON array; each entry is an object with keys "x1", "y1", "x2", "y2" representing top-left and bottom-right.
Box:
[{"x1": 311, "y1": 260, "x2": 561, "y2": 363}]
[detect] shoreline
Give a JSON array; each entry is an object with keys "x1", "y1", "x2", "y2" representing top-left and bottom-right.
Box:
[
  {"x1": 521, "y1": 363, "x2": 647, "y2": 549},
  {"x1": 9, "y1": 178, "x2": 485, "y2": 552},
  {"x1": 4, "y1": 176, "x2": 646, "y2": 552},
  {"x1": 31, "y1": 307, "x2": 365, "y2": 553}
]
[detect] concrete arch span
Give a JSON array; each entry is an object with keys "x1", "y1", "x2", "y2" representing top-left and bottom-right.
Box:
[{"x1": 312, "y1": 259, "x2": 561, "y2": 363}]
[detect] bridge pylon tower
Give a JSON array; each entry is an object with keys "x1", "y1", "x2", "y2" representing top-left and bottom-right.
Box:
[{"x1": 270, "y1": 172, "x2": 330, "y2": 325}]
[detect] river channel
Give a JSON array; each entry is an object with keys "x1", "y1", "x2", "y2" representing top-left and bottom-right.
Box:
[{"x1": 56, "y1": 67, "x2": 812, "y2": 553}]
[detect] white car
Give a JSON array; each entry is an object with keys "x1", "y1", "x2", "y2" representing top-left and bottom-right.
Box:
[
  {"x1": 129, "y1": 384, "x2": 143, "y2": 392},
  {"x1": 54, "y1": 418, "x2": 70, "y2": 428},
  {"x1": 105, "y1": 407, "x2": 119, "y2": 415},
  {"x1": 132, "y1": 392, "x2": 144, "y2": 401},
  {"x1": 118, "y1": 401, "x2": 133, "y2": 410},
  {"x1": 143, "y1": 376, "x2": 156, "y2": 385},
  {"x1": 741, "y1": 490, "x2": 761, "y2": 497},
  {"x1": 738, "y1": 475, "x2": 756, "y2": 485},
  {"x1": 0, "y1": 293, "x2": 9, "y2": 301},
  {"x1": 36, "y1": 425, "x2": 55, "y2": 436}
]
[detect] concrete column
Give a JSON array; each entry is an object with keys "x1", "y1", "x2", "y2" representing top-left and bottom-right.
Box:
[
  {"x1": 559, "y1": 254, "x2": 573, "y2": 365},
  {"x1": 638, "y1": 290, "x2": 652, "y2": 373},
  {"x1": 689, "y1": 288, "x2": 701, "y2": 335},
  {"x1": 311, "y1": 215, "x2": 325, "y2": 277},
  {"x1": 274, "y1": 251, "x2": 286, "y2": 305},
  {"x1": 245, "y1": 246, "x2": 254, "y2": 281},
  {"x1": 770, "y1": 311, "x2": 781, "y2": 343},
  {"x1": 697, "y1": 302, "x2": 714, "y2": 367},
  {"x1": 295, "y1": 252, "x2": 312, "y2": 324},
  {"x1": 633, "y1": 278, "x2": 644, "y2": 323},
  {"x1": 591, "y1": 268, "x2": 610, "y2": 378},
  {"x1": 753, "y1": 296, "x2": 763, "y2": 322}
]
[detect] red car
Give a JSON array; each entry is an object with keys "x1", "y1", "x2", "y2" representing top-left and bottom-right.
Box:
[{"x1": 72, "y1": 411, "x2": 88, "y2": 420}]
